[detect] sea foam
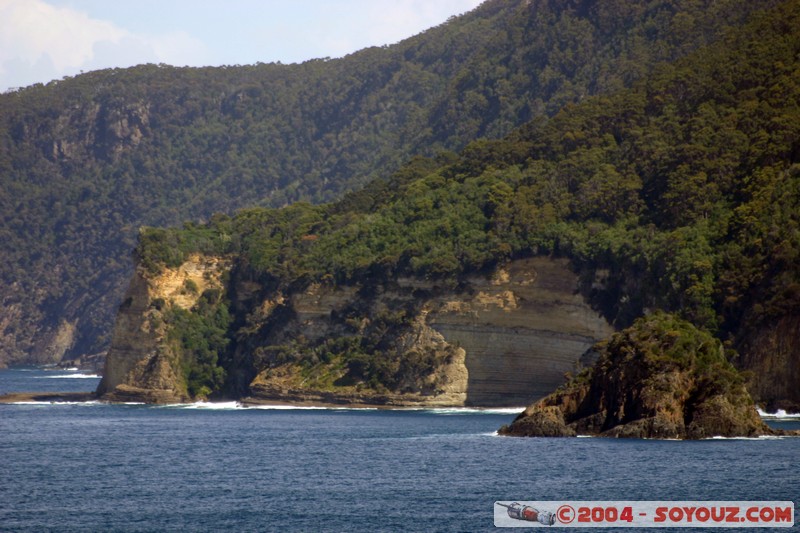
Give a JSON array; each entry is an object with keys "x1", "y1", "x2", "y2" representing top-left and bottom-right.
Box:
[
  {"x1": 154, "y1": 402, "x2": 525, "y2": 413},
  {"x1": 757, "y1": 408, "x2": 800, "y2": 420},
  {"x1": 400, "y1": 406, "x2": 525, "y2": 415},
  {"x1": 160, "y1": 401, "x2": 244, "y2": 410},
  {"x1": 705, "y1": 435, "x2": 787, "y2": 440},
  {"x1": 246, "y1": 404, "x2": 374, "y2": 411},
  {"x1": 9, "y1": 400, "x2": 101, "y2": 406},
  {"x1": 40, "y1": 373, "x2": 101, "y2": 379},
  {"x1": 159, "y1": 401, "x2": 372, "y2": 411}
]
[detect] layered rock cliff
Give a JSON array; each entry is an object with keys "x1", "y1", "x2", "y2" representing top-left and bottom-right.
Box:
[
  {"x1": 499, "y1": 313, "x2": 787, "y2": 439},
  {"x1": 98, "y1": 255, "x2": 613, "y2": 406},
  {"x1": 97, "y1": 254, "x2": 230, "y2": 403}
]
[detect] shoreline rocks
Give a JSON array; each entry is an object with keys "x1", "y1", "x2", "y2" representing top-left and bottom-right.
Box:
[{"x1": 0, "y1": 391, "x2": 98, "y2": 404}]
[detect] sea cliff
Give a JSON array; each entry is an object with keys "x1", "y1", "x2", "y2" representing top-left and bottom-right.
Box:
[
  {"x1": 97, "y1": 254, "x2": 230, "y2": 403},
  {"x1": 97, "y1": 255, "x2": 612, "y2": 406}
]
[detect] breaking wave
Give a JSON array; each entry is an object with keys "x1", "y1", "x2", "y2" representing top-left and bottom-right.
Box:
[
  {"x1": 10, "y1": 400, "x2": 102, "y2": 406},
  {"x1": 401, "y1": 407, "x2": 525, "y2": 415},
  {"x1": 151, "y1": 402, "x2": 521, "y2": 413},
  {"x1": 757, "y1": 408, "x2": 800, "y2": 420},
  {"x1": 705, "y1": 435, "x2": 787, "y2": 440},
  {"x1": 40, "y1": 373, "x2": 101, "y2": 379},
  {"x1": 246, "y1": 404, "x2": 378, "y2": 411},
  {"x1": 158, "y1": 401, "x2": 378, "y2": 411},
  {"x1": 182, "y1": 401, "x2": 242, "y2": 410},
  {"x1": 155, "y1": 401, "x2": 245, "y2": 410}
]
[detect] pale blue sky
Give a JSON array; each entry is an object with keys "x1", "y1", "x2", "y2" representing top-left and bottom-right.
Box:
[{"x1": 0, "y1": 0, "x2": 484, "y2": 92}]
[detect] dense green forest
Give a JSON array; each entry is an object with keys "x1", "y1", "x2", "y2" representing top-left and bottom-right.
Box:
[
  {"x1": 135, "y1": 0, "x2": 800, "y2": 401},
  {"x1": 0, "y1": 0, "x2": 784, "y2": 364}
]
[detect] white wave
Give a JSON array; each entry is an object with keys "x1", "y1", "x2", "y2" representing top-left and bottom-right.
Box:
[
  {"x1": 245, "y1": 405, "x2": 522, "y2": 414},
  {"x1": 246, "y1": 404, "x2": 326, "y2": 410},
  {"x1": 575, "y1": 434, "x2": 684, "y2": 440},
  {"x1": 172, "y1": 401, "x2": 244, "y2": 410},
  {"x1": 404, "y1": 431, "x2": 503, "y2": 441},
  {"x1": 757, "y1": 407, "x2": 800, "y2": 420},
  {"x1": 9, "y1": 400, "x2": 101, "y2": 406},
  {"x1": 705, "y1": 435, "x2": 787, "y2": 441},
  {"x1": 160, "y1": 401, "x2": 381, "y2": 411},
  {"x1": 160, "y1": 403, "x2": 521, "y2": 413},
  {"x1": 399, "y1": 406, "x2": 525, "y2": 415},
  {"x1": 246, "y1": 404, "x2": 377, "y2": 411},
  {"x1": 40, "y1": 373, "x2": 101, "y2": 379}
]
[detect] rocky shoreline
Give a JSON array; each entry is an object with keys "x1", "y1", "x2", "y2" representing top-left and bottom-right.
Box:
[
  {"x1": 0, "y1": 390, "x2": 473, "y2": 410},
  {"x1": 0, "y1": 391, "x2": 98, "y2": 403},
  {"x1": 3, "y1": 388, "x2": 799, "y2": 438}
]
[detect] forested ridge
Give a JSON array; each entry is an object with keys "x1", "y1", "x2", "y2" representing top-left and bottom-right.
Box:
[
  {"x1": 0, "y1": 0, "x2": 782, "y2": 364},
  {"x1": 135, "y1": 1, "x2": 800, "y2": 406}
]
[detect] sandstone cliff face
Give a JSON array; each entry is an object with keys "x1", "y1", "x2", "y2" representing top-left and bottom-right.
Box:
[
  {"x1": 100, "y1": 255, "x2": 613, "y2": 405},
  {"x1": 499, "y1": 313, "x2": 783, "y2": 439},
  {"x1": 425, "y1": 258, "x2": 612, "y2": 405},
  {"x1": 97, "y1": 254, "x2": 229, "y2": 403},
  {"x1": 246, "y1": 305, "x2": 470, "y2": 407},
  {"x1": 236, "y1": 256, "x2": 612, "y2": 406}
]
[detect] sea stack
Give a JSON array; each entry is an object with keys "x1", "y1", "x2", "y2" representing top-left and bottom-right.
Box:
[{"x1": 500, "y1": 313, "x2": 785, "y2": 439}]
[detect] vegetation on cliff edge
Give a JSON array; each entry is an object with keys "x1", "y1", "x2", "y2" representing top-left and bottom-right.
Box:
[
  {"x1": 137, "y1": 1, "x2": 800, "y2": 399},
  {"x1": 0, "y1": 0, "x2": 777, "y2": 364}
]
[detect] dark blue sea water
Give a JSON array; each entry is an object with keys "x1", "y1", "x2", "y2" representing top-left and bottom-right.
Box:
[{"x1": 1, "y1": 368, "x2": 798, "y2": 532}]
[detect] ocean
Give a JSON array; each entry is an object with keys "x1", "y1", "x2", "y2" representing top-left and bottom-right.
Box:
[{"x1": 1, "y1": 367, "x2": 797, "y2": 532}]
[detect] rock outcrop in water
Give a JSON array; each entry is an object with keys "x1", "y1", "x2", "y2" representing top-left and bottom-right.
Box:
[
  {"x1": 97, "y1": 254, "x2": 612, "y2": 405},
  {"x1": 499, "y1": 313, "x2": 787, "y2": 439}
]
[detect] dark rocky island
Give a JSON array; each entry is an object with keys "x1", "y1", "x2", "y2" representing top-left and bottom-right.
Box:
[{"x1": 499, "y1": 313, "x2": 796, "y2": 439}]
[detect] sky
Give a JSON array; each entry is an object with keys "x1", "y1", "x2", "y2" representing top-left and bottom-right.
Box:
[{"x1": 0, "y1": 0, "x2": 485, "y2": 92}]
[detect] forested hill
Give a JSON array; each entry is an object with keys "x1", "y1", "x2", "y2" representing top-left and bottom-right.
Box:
[
  {"x1": 0, "y1": 0, "x2": 779, "y2": 365},
  {"x1": 134, "y1": 0, "x2": 800, "y2": 408}
]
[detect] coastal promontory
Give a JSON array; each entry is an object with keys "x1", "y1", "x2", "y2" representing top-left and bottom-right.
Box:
[{"x1": 96, "y1": 249, "x2": 612, "y2": 406}]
